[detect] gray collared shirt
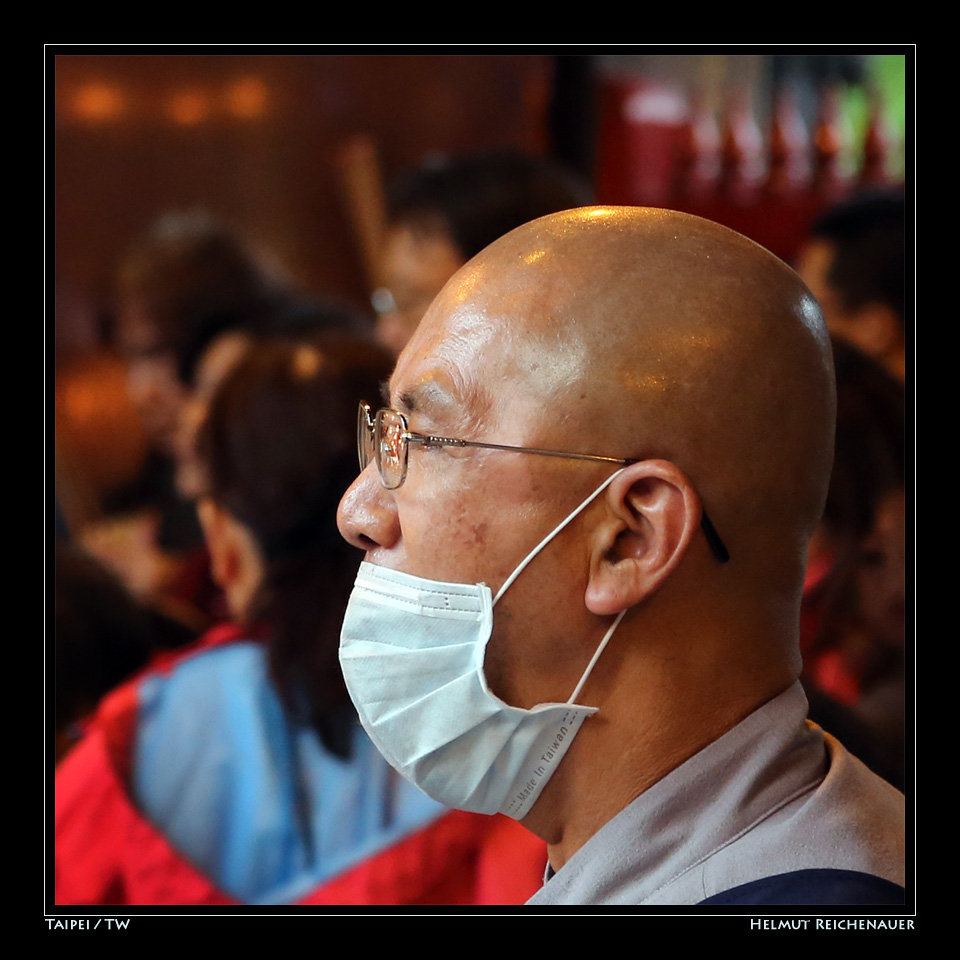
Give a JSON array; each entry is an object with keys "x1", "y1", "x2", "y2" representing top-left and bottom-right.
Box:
[{"x1": 528, "y1": 682, "x2": 905, "y2": 906}]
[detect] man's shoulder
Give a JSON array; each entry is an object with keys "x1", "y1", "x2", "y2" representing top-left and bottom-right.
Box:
[
  {"x1": 528, "y1": 692, "x2": 905, "y2": 907},
  {"x1": 741, "y1": 731, "x2": 905, "y2": 877},
  {"x1": 650, "y1": 730, "x2": 904, "y2": 906}
]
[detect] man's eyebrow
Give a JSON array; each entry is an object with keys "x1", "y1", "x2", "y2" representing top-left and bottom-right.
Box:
[
  {"x1": 395, "y1": 380, "x2": 457, "y2": 419},
  {"x1": 396, "y1": 387, "x2": 421, "y2": 414}
]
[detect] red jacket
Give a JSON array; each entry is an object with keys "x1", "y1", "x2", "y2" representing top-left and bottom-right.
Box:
[{"x1": 55, "y1": 626, "x2": 546, "y2": 906}]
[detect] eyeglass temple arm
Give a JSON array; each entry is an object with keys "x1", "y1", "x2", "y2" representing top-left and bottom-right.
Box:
[
  {"x1": 700, "y1": 511, "x2": 730, "y2": 564},
  {"x1": 405, "y1": 433, "x2": 730, "y2": 564},
  {"x1": 404, "y1": 433, "x2": 631, "y2": 465}
]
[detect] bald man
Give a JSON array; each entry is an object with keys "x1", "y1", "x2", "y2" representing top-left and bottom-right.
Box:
[{"x1": 338, "y1": 207, "x2": 906, "y2": 906}]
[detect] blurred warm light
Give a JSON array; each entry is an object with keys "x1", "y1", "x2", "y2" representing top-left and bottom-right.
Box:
[
  {"x1": 225, "y1": 77, "x2": 267, "y2": 119},
  {"x1": 292, "y1": 344, "x2": 323, "y2": 380},
  {"x1": 55, "y1": 356, "x2": 149, "y2": 500},
  {"x1": 73, "y1": 83, "x2": 124, "y2": 121},
  {"x1": 167, "y1": 90, "x2": 209, "y2": 126}
]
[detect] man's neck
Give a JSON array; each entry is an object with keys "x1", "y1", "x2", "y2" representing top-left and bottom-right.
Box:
[{"x1": 524, "y1": 670, "x2": 796, "y2": 872}]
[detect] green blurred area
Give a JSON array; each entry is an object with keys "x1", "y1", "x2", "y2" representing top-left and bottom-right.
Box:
[{"x1": 837, "y1": 55, "x2": 906, "y2": 180}]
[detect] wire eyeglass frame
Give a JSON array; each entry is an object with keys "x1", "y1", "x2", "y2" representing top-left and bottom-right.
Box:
[{"x1": 357, "y1": 402, "x2": 729, "y2": 563}]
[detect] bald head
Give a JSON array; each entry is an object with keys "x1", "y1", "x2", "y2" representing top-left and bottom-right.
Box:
[
  {"x1": 340, "y1": 207, "x2": 839, "y2": 849},
  {"x1": 411, "y1": 207, "x2": 835, "y2": 576}
]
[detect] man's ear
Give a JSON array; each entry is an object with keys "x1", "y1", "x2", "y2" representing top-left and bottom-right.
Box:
[{"x1": 584, "y1": 460, "x2": 701, "y2": 617}]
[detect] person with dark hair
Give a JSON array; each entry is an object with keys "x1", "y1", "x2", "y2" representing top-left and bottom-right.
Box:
[
  {"x1": 79, "y1": 213, "x2": 296, "y2": 629},
  {"x1": 797, "y1": 191, "x2": 906, "y2": 381},
  {"x1": 55, "y1": 334, "x2": 546, "y2": 906},
  {"x1": 192, "y1": 335, "x2": 387, "y2": 754},
  {"x1": 373, "y1": 151, "x2": 592, "y2": 355},
  {"x1": 172, "y1": 296, "x2": 371, "y2": 501},
  {"x1": 97, "y1": 212, "x2": 367, "y2": 624},
  {"x1": 803, "y1": 337, "x2": 905, "y2": 610},
  {"x1": 800, "y1": 338, "x2": 906, "y2": 790},
  {"x1": 806, "y1": 485, "x2": 906, "y2": 790},
  {"x1": 114, "y1": 210, "x2": 289, "y2": 452}
]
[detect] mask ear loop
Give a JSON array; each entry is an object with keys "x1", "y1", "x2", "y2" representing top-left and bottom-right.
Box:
[
  {"x1": 493, "y1": 467, "x2": 627, "y2": 605},
  {"x1": 567, "y1": 608, "x2": 627, "y2": 704},
  {"x1": 491, "y1": 467, "x2": 629, "y2": 707}
]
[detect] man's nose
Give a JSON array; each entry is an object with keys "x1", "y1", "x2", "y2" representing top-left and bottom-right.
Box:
[{"x1": 337, "y1": 464, "x2": 400, "y2": 551}]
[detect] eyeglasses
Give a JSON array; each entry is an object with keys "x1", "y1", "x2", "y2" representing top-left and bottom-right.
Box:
[{"x1": 357, "y1": 402, "x2": 730, "y2": 563}]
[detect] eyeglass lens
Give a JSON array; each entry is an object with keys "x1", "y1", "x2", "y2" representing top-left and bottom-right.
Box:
[
  {"x1": 376, "y1": 408, "x2": 407, "y2": 489},
  {"x1": 358, "y1": 404, "x2": 376, "y2": 472}
]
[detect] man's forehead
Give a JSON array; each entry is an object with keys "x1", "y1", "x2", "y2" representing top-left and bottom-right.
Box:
[
  {"x1": 388, "y1": 343, "x2": 491, "y2": 435},
  {"x1": 388, "y1": 294, "x2": 507, "y2": 408}
]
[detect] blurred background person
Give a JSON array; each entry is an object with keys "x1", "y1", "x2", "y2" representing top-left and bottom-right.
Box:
[
  {"x1": 804, "y1": 484, "x2": 906, "y2": 792},
  {"x1": 801, "y1": 338, "x2": 906, "y2": 791},
  {"x1": 372, "y1": 150, "x2": 592, "y2": 355},
  {"x1": 56, "y1": 331, "x2": 546, "y2": 906},
  {"x1": 796, "y1": 190, "x2": 906, "y2": 382},
  {"x1": 172, "y1": 293, "x2": 371, "y2": 502},
  {"x1": 77, "y1": 212, "x2": 293, "y2": 628},
  {"x1": 84, "y1": 212, "x2": 370, "y2": 630},
  {"x1": 113, "y1": 210, "x2": 289, "y2": 460}
]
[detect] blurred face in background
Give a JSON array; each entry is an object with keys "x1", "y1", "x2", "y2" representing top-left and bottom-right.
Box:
[
  {"x1": 116, "y1": 299, "x2": 188, "y2": 455},
  {"x1": 373, "y1": 224, "x2": 464, "y2": 356},
  {"x1": 797, "y1": 241, "x2": 856, "y2": 343},
  {"x1": 797, "y1": 240, "x2": 904, "y2": 381},
  {"x1": 174, "y1": 331, "x2": 252, "y2": 500},
  {"x1": 856, "y1": 488, "x2": 906, "y2": 651}
]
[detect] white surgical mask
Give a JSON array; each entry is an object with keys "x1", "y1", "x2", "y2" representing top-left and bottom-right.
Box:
[{"x1": 339, "y1": 468, "x2": 627, "y2": 820}]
